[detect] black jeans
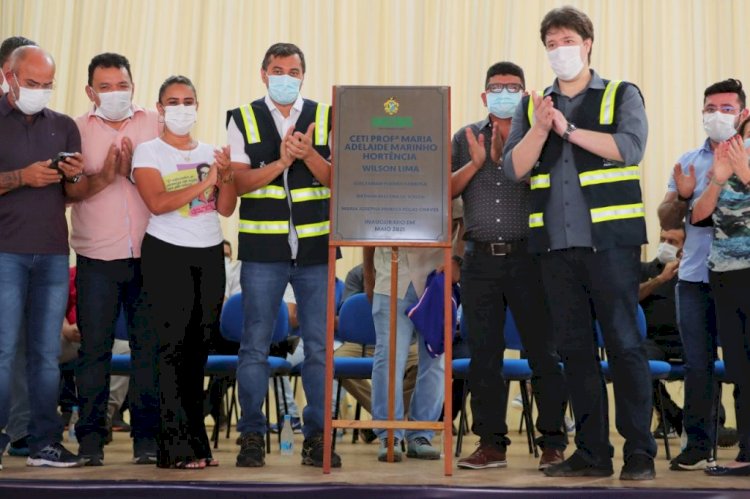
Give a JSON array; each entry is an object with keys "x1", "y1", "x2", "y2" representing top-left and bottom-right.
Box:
[
  {"x1": 540, "y1": 247, "x2": 656, "y2": 465},
  {"x1": 75, "y1": 255, "x2": 160, "y2": 446},
  {"x1": 462, "y1": 247, "x2": 567, "y2": 451},
  {"x1": 141, "y1": 234, "x2": 224, "y2": 466},
  {"x1": 710, "y1": 268, "x2": 750, "y2": 462}
]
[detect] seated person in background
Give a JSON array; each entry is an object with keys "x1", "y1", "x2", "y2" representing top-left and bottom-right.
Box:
[{"x1": 639, "y1": 225, "x2": 685, "y2": 437}]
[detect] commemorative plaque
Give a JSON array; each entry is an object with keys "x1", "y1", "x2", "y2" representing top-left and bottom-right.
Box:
[{"x1": 331, "y1": 86, "x2": 450, "y2": 243}]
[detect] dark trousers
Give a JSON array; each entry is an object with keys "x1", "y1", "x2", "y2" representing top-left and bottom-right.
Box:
[
  {"x1": 643, "y1": 339, "x2": 683, "y2": 425},
  {"x1": 462, "y1": 248, "x2": 567, "y2": 451},
  {"x1": 540, "y1": 247, "x2": 656, "y2": 464},
  {"x1": 675, "y1": 280, "x2": 719, "y2": 454},
  {"x1": 141, "y1": 234, "x2": 224, "y2": 465},
  {"x1": 710, "y1": 268, "x2": 750, "y2": 462},
  {"x1": 75, "y1": 255, "x2": 160, "y2": 445}
]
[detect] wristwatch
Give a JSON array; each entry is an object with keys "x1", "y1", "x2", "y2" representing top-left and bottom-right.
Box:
[{"x1": 562, "y1": 122, "x2": 577, "y2": 141}]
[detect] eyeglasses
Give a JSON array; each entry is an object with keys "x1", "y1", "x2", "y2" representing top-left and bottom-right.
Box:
[
  {"x1": 702, "y1": 105, "x2": 739, "y2": 115},
  {"x1": 486, "y1": 83, "x2": 523, "y2": 94}
]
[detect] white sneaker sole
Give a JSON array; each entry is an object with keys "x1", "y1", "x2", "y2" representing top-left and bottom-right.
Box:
[
  {"x1": 457, "y1": 460, "x2": 507, "y2": 470},
  {"x1": 26, "y1": 457, "x2": 83, "y2": 468}
]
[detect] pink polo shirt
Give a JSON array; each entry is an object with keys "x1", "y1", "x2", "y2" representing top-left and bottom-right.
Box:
[{"x1": 71, "y1": 105, "x2": 160, "y2": 260}]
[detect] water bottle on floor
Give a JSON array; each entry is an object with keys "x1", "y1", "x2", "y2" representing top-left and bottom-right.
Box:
[
  {"x1": 280, "y1": 414, "x2": 294, "y2": 455},
  {"x1": 68, "y1": 405, "x2": 79, "y2": 443}
]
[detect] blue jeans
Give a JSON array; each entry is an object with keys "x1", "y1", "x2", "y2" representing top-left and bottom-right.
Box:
[
  {"x1": 237, "y1": 261, "x2": 328, "y2": 439},
  {"x1": 75, "y1": 255, "x2": 160, "y2": 446},
  {"x1": 371, "y1": 284, "x2": 445, "y2": 443},
  {"x1": 0, "y1": 252, "x2": 68, "y2": 454},
  {"x1": 675, "y1": 280, "x2": 718, "y2": 455},
  {"x1": 540, "y1": 247, "x2": 656, "y2": 465}
]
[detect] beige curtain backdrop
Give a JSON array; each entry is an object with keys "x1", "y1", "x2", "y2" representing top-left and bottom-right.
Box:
[{"x1": 3, "y1": 0, "x2": 749, "y2": 274}]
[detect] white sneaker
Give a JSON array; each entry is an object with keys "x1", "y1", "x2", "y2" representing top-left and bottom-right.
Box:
[{"x1": 510, "y1": 393, "x2": 523, "y2": 410}]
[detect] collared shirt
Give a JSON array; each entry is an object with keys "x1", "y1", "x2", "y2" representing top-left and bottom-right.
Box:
[
  {"x1": 0, "y1": 95, "x2": 80, "y2": 254},
  {"x1": 451, "y1": 117, "x2": 529, "y2": 242},
  {"x1": 640, "y1": 258, "x2": 680, "y2": 347},
  {"x1": 668, "y1": 140, "x2": 714, "y2": 282},
  {"x1": 504, "y1": 70, "x2": 648, "y2": 250},
  {"x1": 227, "y1": 94, "x2": 307, "y2": 259},
  {"x1": 72, "y1": 105, "x2": 159, "y2": 260}
]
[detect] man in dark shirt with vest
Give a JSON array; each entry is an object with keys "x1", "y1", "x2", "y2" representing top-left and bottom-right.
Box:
[
  {"x1": 504, "y1": 6, "x2": 656, "y2": 480},
  {"x1": 0, "y1": 45, "x2": 84, "y2": 469},
  {"x1": 451, "y1": 61, "x2": 568, "y2": 472},
  {"x1": 224, "y1": 43, "x2": 339, "y2": 468}
]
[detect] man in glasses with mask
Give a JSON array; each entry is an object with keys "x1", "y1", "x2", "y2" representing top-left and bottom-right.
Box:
[
  {"x1": 657, "y1": 78, "x2": 748, "y2": 472},
  {"x1": 224, "y1": 42, "x2": 339, "y2": 469},
  {"x1": 451, "y1": 61, "x2": 568, "y2": 472},
  {"x1": 504, "y1": 6, "x2": 655, "y2": 480},
  {"x1": 66, "y1": 52, "x2": 161, "y2": 467},
  {"x1": 0, "y1": 45, "x2": 84, "y2": 469}
]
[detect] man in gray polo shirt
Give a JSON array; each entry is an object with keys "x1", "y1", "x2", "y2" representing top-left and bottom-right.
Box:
[
  {"x1": 452, "y1": 61, "x2": 567, "y2": 472},
  {"x1": 504, "y1": 6, "x2": 655, "y2": 480}
]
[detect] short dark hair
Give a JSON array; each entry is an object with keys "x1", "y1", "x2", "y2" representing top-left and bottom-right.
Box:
[
  {"x1": 0, "y1": 36, "x2": 36, "y2": 66},
  {"x1": 87, "y1": 52, "x2": 132, "y2": 87},
  {"x1": 261, "y1": 43, "x2": 306, "y2": 74},
  {"x1": 485, "y1": 62, "x2": 525, "y2": 89},
  {"x1": 704, "y1": 79, "x2": 746, "y2": 109},
  {"x1": 540, "y1": 6, "x2": 594, "y2": 62},
  {"x1": 158, "y1": 75, "x2": 197, "y2": 104}
]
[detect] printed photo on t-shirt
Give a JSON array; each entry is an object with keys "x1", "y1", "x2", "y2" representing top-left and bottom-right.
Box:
[{"x1": 162, "y1": 162, "x2": 217, "y2": 217}]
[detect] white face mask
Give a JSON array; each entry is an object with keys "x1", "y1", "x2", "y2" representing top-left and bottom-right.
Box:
[
  {"x1": 224, "y1": 256, "x2": 231, "y2": 268},
  {"x1": 656, "y1": 242, "x2": 679, "y2": 264},
  {"x1": 703, "y1": 112, "x2": 737, "y2": 142},
  {"x1": 11, "y1": 74, "x2": 52, "y2": 115},
  {"x1": 94, "y1": 90, "x2": 133, "y2": 121},
  {"x1": 547, "y1": 45, "x2": 585, "y2": 81},
  {"x1": 164, "y1": 104, "x2": 197, "y2": 135}
]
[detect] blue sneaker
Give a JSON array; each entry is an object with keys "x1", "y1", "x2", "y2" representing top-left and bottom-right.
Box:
[
  {"x1": 377, "y1": 438, "x2": 403, "y2": 462},
  {"x1": 8, "y1": 437, "x2": 30, "y2": 457},
  {"x1": 26, "y1": 443, "x2": 83, "y2": 468}
]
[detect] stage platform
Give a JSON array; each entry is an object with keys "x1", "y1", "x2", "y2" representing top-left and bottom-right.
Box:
[{"x1": 1, "y1": 429, "x2": 747, "y2": 498}]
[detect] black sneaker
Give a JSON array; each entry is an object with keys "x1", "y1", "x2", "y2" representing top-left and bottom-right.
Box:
[
  {"x1": 8, "y1": 436, "x2": 30, "y2": 457},
  {"x1": 301, "y1": 434, "x2": 341, "y2": 468},
  {"x1": 543, "y1": 452, "x2": 613, "y2": 477},
  {"x1": 133, "y1": 438, "x2": 157, "y2": 465},
  {"x1": 236, "y1": 432, "x2": 265, "y2": 467},
  {"x1": 78, "y1": 434, "x2": 104, "y2": 466},
  {"x1": 26, "y1": 443, "x2": 83, "y2": 468},
  {"x1": 669, "y1": 449, "x2": 714, "y2": 471},
  {"x1": 620, "y1": 454, "x2": 655, "y2": 480}
]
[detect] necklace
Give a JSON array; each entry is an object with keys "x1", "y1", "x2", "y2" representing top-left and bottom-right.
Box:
[{"x1": 163, "y1": 135, "x2": 197, "y2": 162}]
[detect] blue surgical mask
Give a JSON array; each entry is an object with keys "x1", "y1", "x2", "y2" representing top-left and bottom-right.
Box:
[
  {"x1": 267, "y1": 74, "x2": 301, "y2": 105},
  {"x1": 486, "y1": 90, "x2": 521, "y2": 119}
]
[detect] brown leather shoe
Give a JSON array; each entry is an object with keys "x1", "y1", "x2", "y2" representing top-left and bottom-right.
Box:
[
  {"x1": 457, "y1": 442, "x2": 507, "y2": 470},
  {"x1": 538, "y1": 448, "x2": 565, "y2": 470}
]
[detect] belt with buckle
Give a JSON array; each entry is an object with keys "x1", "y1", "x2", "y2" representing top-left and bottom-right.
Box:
[{"x1": 467, "y1": 240, "x2": 527, "y2": 256}]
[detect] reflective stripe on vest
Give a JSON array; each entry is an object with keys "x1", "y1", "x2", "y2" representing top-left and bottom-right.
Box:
[
  {"x1": 589, "y1": 203, "x2": 644, "y2": 223},
  {"x1": 529, "y1": 174, "x2": 550, "y2": 190},
  {"x1": 238, "y1": 220, "x2": 290, "y2": 234},
  {"x1": 578, "y1": 166, "x2": 640, "y2": 186},
  {"x1": 599, "y1": 80, "x2": 621, "y2": 125},
  {"x1": 296, "y1": 220, "x2": 330, "y2": 239},
  {"x1": 240, "y1": 185, "x2": 287, "y2": 199},
  {"x1": 315, "y1": 103, "x2": 330, "y2": 146},
  {"x1": 239, "y1": 104, "x2": 261, "y2": 144},
  {"x1": 529, "y1": 212, "x2": 544, "y2": 227},
  {"x1": 526, "y1": 80, "x2": 622, "y2": 127},
  {"x1": 290, "y1": 186, "x2": 331, "y2": 202}
]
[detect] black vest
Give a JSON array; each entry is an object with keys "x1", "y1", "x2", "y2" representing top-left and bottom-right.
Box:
[{"x1": 227, "y1": 98, "x2": 332, "y2": 264}]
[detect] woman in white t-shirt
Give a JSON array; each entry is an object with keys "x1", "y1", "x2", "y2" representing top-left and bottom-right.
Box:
[{"x1": 132, "y1": 75, "x2": 237, "y2": 469}]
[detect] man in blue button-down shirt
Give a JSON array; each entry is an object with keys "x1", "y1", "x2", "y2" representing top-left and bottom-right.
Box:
[{"x1": 657, "y1": 78, "x2": 748, "y2": 472}]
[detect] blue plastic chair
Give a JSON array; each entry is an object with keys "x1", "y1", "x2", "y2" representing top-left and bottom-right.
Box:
[
  {"x1": 216, "y1": 293, "x2": 292, "y2": 450},
  {"x1": 453, "y1": 308, "x2": 536, "y2": 457},
  {"x1": 594, "y1": 304, "x2": 673, "y2": 460}
]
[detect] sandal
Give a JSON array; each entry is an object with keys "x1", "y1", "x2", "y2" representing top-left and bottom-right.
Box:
[
  {"x1": 175, "y1": 459, "x2": 205, "y2": 470},
  {"x1": 200, "y1": 457, "x2": 219, "y2": 467}
]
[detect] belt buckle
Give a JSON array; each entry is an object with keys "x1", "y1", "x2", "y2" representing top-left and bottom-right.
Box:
[{"x1": 490, "y1": 242, "x2": 508, "y2": 256}]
